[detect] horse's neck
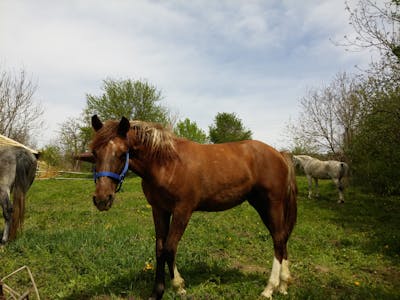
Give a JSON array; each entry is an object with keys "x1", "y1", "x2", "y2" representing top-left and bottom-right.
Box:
[
  {"x1": 297, "y1": 156, "x2": 311, "y2": 166},
  {"x1": 128, "y1": 149, "x2": 176, "y2": 179},
  {"x1": 129, "y1": 156, "x2": 147, "y2": 178}
]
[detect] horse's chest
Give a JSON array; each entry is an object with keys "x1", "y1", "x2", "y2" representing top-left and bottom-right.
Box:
[{"x1": 142, "y1": 185, "x2": 177, "y2": 213}]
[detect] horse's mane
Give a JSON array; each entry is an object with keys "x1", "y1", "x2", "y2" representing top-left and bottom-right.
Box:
[
  {"x1": 295, "y1": 155, "x2": 313, "y2": 160},
  {"x1": 129, "y1": 120, "x2": 177, "y2": 161},
  {"x1": 90, "y1": 120, "x2": 178, "y2": 161}
]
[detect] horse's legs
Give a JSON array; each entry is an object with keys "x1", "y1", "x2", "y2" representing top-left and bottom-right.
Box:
[
  {"x1": 164, "y1": 210, "x2": 191, "y2": 296},
  {"x1": 306, "y1": 175, "x2": 313, "y2": 198},
  {"x1": 338, "y1": 179, "x2": 345, "y2": 203},
  {"x1": 332, "y1": 178, "x2": 345, "y2": 203},
  {"x1": 0, "y1": 188, "x2": 12, "y2": 244},
  {"x1": 150, "y1": 207, "x2": 190, "y2": 299},
  {"x1": 261, "y1": 226, "x2": 291, "y2": 298},
  {"x1": 314, "y1": 178, "x2": 319, "y2": 198},
  {"x1": 150, "y1": 207, "x2": 171, "y2": 300},
  {"x1": 249, "y1": 195, "x2": 291, "y2": 298}
]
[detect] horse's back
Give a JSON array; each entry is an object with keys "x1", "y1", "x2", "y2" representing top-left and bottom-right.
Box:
[
  {"x1": 0, "y1": 146, "x2": 37, "y2": 188},
  {"x1": 305, "y1": 158, "x2": 348, "y2": 180},
  {"x1": 185, "y1": 140, "x2": 286, "y2": 182}
]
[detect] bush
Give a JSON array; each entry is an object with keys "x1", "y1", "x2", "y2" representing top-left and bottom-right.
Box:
[{"x1": 348, "y1": 87, "x2": 400, "y2": 195}]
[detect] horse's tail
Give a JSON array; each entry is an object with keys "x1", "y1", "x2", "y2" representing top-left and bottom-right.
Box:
[
  {"x1": 339, "y1": 162, "x2": 348, "y2": 180},
  {"x1": 281, "y1": 152, "x2": 298, "y2": 237},
  {"x1": 9, "y1": 149, "x2": 37, "y2": 241},
  {"x1": 9, "y1": 186, "x2": 25, "y2": 240}
]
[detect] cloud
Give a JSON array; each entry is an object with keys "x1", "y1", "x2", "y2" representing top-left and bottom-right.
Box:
[{"x1": 0, "y1": 0, "x2": 372, "y2": 148}]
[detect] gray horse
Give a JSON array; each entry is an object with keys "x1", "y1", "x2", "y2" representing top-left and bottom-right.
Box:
[
  {"x1": 293, "y1": 155, "x2": 348, "y2": 203},
  {"x1": 0, "y1": 146, "x2": 38, "y2": 244}
]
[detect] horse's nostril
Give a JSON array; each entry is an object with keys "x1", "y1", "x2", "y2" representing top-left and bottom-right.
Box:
[{"x1": 93, "y1": 196, "x2": 97, "y2": 206}]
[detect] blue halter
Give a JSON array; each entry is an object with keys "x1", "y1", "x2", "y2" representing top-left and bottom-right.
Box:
[{"x1": 94, "y1": 152, "x2": 130, "y2": 192}]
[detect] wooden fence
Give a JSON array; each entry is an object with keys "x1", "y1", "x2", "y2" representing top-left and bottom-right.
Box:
[{"x1": 36, "y1": 170, "x2": 92, "y2": 180}]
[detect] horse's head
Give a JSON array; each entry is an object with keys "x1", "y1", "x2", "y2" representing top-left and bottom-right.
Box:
[
  {"x1": 90, "y1": 115, "x2": 130, "y2": 211},
  {"x1": 292, "y1": 155, "x2": 300, "y2": 167}
]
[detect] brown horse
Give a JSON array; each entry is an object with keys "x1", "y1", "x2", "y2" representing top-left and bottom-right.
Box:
[{"x1": 84, "y1": 115, "x2": 297, "y2": 299}]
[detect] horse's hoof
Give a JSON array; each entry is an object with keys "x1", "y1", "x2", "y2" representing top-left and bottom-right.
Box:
[
  {"x1": 177, "y1": 287, "x2": 187, "y2": 296},
  {"x1": 278, "y1": 281, "x2": 288, "y2": 294},
  {"x1": 261, "y1": 289, "x2": 273, "y2": 299}
]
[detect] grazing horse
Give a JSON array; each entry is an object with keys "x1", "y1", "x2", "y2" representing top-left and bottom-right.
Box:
[
  {"x1": 293, "y1": 155, "x2": 348, "y2": 203},
  {"x1": 0, "y1": 146, "x2": 38, "y2": 244},
  {"x1": 84, "y1": 115, "x2": 297, "y2": 299}
]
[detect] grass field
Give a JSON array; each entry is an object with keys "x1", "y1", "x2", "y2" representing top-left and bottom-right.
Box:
[{"x1": 1, "y1": 176, "x2": 399, "y2": 299}]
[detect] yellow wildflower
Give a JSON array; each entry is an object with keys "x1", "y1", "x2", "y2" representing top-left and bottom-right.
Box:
[{"x1": 144, "y1": 262, "x2": 154, "y2": 271}]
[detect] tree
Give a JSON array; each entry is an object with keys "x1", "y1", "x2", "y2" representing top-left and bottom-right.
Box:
[
  {"x1": 338, "y1": 0, "x2": 400, "y2": 194},
  {"x1": 341, "y1": 0, "x2": 400, "y2": 81},
  {"x1": 57, "y1": 117, "x2": 91, "y2": 169},
  {"x1": 84, "y1": 79, "x2": 170, "y2": 125},
  {"x1": 174, "y1": 118, "x2": 208, "y2": 143},
  {"x1": 58, "y1": 117, "x2": 87, "y2": 154},
  {"x1": 55, "y1": 78, "x2": 172, "y2": 170},
  {"x1": 343, "y1": 0, "x2": 400, "y2": 61},
  {"x1": 209, "y1": 112, "x2": 252, "y2": 144},
  {"x1": 40, "y1": 144, "x2": 63, "y2": 167},
  {"x1": 0, "y1": 68, "x2": 43, "y2": 146},
  {"x1": 289, "y1": 73, "x2": 362, "y2": 157},
  {"x1": 348, "y1": 80, "x2": 400, "y2": 194}
]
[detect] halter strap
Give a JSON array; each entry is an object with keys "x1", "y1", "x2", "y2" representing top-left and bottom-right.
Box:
[{"x1": 94, "y1": 152, "x2": 130, "y2": 192}]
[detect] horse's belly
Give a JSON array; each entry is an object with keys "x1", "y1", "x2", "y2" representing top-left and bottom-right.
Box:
[
  {"x1": 196, "y1": 197, "x2": 246, "y2": 212},
  {"x1": 312, "y1": 172, "x2": 331, "y2": 179},
  {"x1": 196, "y1": 182, "x2": 250, "y2": 212}
]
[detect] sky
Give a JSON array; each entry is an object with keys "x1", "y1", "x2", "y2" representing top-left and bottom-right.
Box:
[{"x1": 0, "y1": 0, "x2": 373, "y2": 149}]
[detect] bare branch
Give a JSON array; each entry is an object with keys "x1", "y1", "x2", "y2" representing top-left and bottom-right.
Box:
[
  {"x1": 0, "y1": 68, "x2": 43, "y2": 146},
  {"x1": 338, "y1": 0, "x2": 400, "y2": 63},
  {"x1": 289, "y1": 72, "x2": 364, "y2": 155}
]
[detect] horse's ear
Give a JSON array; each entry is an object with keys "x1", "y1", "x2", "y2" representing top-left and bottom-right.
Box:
[
  {"x1": 75, "y1": 152, "x2": 95, "y2": 163},
  {"x1": 92, "y1": 115, "x2": 103, "y2": 131},
  {"x1": 118, "y1": 116, "x2": 130, "y2": 138}
]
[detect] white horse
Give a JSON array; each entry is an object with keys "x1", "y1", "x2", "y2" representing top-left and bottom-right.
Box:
[{"x1": 293, "y1": 155, "x2": 348, "y2": 203}]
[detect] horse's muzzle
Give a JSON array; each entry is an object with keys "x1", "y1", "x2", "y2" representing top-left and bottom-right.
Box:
[{"x1": 93, "y1": 194, "x2": 114, "y2": 211}]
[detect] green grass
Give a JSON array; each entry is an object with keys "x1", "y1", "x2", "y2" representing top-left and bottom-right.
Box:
[{"x1": 1, "y1": 176, "x2": 399, "y2": 299}]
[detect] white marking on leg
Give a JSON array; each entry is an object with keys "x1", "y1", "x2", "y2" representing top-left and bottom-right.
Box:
[
  {"x1": 338, "y1": 188, "x2": 345, "y2": 203},
  {"x1": 278, "y1": 259, "x2": 290, "y2": 294},
  {"x1": 261, "y1": 256, "x2": 281, "y2": 298},
  {"x1": 171, "y1": 265, "x2": 186, "y2": 295},
  {"x1": 2, "y1": 221, "x2": 10, "y2": 243}
]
